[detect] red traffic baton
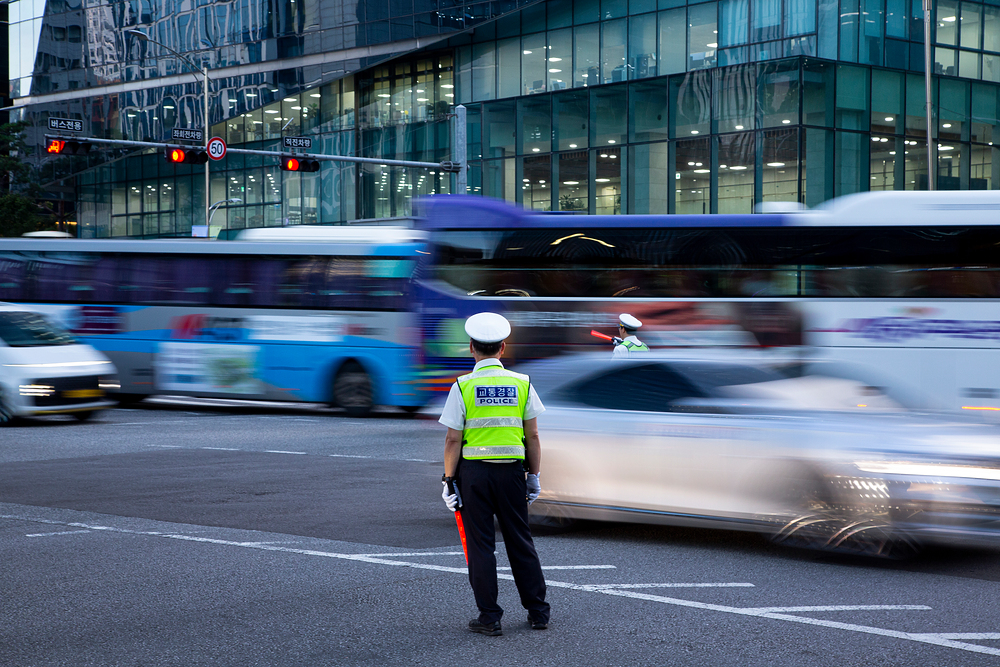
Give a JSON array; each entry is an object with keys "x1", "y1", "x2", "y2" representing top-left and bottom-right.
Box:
[
  {"x1": 454, "y1": 510, "x2": 469, "y2": 564},
  {"x1": 446, "y1": 477, "x2": 469, "y2": 564},
  {"x1": 591, "y1": 329, "x2": 614, "y2": 342}
]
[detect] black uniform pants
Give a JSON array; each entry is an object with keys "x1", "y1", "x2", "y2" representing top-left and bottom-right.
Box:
[{"x1": 457, "y1": 459, "x2": 549, "y2": 625}]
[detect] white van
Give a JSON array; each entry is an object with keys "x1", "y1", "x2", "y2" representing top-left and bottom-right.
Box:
[{"x1": 0, "y1": 303, "x2": 118, "y2": 423}]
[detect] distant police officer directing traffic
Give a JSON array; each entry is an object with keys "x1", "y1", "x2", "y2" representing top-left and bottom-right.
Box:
[
  {"x1": 612, "y1": 313, "x2": 650, "y2": 358},
  {"x1": 439, "y1": 312, "x2": 550, "y2": 636}
]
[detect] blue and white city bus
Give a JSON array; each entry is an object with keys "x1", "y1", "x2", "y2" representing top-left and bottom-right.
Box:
[
  {"x1": 415, "y1": 192, "x2": 1000, "y2": 414},
  {"x1": 0, "y1": 227, "x2": 428, "y2": 415}
]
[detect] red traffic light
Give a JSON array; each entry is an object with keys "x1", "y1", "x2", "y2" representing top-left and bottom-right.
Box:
[
  {"x1": 280, "y1": 157, "x2": 320, "y2": 172},
  {"x1": 46, "y1": 139, "x2": 90, "y2": 155},
  {"x1": 164, "y1": 147, "x2": 208, "y2": 164}
]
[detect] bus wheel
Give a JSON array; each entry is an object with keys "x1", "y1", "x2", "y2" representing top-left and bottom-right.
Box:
[
  {"x1": 333, "y1": 362, "x2": 374, "y2": 417},
  {"x1": 114, "y1": 393, "x2": 147, "y2": 406},
  {"x1": 73, "y1": 410, "x2": 97, "y2": 422}
]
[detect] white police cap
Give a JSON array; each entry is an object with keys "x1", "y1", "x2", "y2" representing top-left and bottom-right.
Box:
[
  {"x1": 465, "y1": 312, "x2": 511, "y2": 343},
  {"x1": 619, "y1": 313, "x2": 642, "y2": 330}
]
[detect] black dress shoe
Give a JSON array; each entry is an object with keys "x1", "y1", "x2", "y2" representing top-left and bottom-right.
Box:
[
  {"x1": 529, "y1": 617, "x2": 548, "y2": 630},
  {"x1": 468, "y1": 618, "x2": 502, "y2": 636}
]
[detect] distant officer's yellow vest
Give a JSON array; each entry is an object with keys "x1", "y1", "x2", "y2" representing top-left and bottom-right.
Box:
[{"x1": 458, "y1": 366, "x2": 530, "y2": 460}]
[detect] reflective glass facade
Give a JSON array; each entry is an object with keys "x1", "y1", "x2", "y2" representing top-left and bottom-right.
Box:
[{"x1": 9, "y1": 0, "x2": 1000, "y2": 236}]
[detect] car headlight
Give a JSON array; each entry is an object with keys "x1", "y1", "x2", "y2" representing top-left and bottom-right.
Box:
[
  {"x1": 98, "y1": 375, "x2": 120, "y2": 391},
  {"x1": 855, "y1": 461, "x2": 1000, "y2": 482},
  {"x1": 19, "y1": 384, "x2": 55, "y2": 397}
]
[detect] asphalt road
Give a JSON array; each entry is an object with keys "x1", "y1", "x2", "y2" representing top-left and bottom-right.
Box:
[{"x1": 4, "y1": 400, "x2": 1000, "y2": 666}]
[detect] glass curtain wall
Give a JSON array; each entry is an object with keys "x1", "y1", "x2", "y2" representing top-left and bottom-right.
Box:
[{"x1": 69, "y1": 0, "x2": 1000, "y2": 235}]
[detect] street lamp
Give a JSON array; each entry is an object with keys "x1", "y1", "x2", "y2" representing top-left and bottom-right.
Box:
[
  {"x1": 207, "y1": 197, "x2": 241, "y2": 238},
  {"x1": 124, "y1": 29, "x2": 213, "y2": 225}
]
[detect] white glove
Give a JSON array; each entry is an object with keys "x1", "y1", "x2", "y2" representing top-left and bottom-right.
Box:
[
  {"x1": 526, "y1": 473, "x2": 541, "y2": 505},
  {"x1": 442, "y1": 480, "x2": 459, "y2": 512}
]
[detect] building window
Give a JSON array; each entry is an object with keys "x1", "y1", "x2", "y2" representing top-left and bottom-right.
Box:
[
  {"x1": 675, "y1": 137, "x2": 711, "y2": 213},
  {"x1": 717, "y1": 131, "x2": 755, "y2": 213}
]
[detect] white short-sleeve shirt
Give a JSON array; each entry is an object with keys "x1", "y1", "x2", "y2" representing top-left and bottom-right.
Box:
[
  {"x1": 438, "y1": 358, "x2": 545, "y2": 431},
  {"x1": 612, "y1": 335, "x2": 645, "y2": 358}
]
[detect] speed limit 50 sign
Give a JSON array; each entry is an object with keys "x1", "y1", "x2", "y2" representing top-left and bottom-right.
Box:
[{"x1": 207, "y1": 136, "x2": 227, "y2": 161}]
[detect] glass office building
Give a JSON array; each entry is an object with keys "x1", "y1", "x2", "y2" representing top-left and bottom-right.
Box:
[{"x1": 9, "y1": 0, "x2": 1000, "y2": 236}]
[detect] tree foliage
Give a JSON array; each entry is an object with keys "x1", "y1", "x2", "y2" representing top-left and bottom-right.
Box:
[{"x1": 0, "y1": 121, "x2": 56, "y2": 237}]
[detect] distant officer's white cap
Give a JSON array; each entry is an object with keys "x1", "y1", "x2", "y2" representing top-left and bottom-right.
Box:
[
  {"x1": 619, "y1": 313, "x2": 642, "y2": 330},
  {"x1": 465, "y1": 312, "x2": 511, "y2": 343}
]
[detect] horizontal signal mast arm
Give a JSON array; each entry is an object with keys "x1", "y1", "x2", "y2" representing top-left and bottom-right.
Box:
[{"x1": 44, "y1": 135, "x2": 464, "y2": 172}]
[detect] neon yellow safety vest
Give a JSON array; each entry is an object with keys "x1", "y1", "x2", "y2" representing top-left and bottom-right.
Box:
[
  {"x1": 457, "y1": 365, "x2": 530, "y2": 461},
  {"x1": 622, "y1": 340, "x2": 649, "y2": 352}
]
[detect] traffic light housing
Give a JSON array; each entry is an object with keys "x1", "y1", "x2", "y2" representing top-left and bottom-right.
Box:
[
  {"x1": 280, "y1": 156, "x2": 320, "y2": 172},
  {"x1": 165, "y1": 147, "x2": 208, "y2": 164},
  {"x1": 47, "y1": 139, "x2": 91, "y2": 155}
]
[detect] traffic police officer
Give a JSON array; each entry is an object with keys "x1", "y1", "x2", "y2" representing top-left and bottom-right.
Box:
[
  {"x1": 439, "y1": 312, "x2": 550, "y2": 636},
  {"x1": 612, "y1": 313, "x2": 650, "y2": 358}
]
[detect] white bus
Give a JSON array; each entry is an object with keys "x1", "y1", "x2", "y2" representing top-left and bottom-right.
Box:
[{"x1": 416, "y1": 191, "x2": 1000, "y2": 414}]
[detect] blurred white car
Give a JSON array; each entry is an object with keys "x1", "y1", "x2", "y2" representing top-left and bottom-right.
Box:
[
  {"x1": 0, "y1": 303, "x2": 118, "y2": 423},
  {"x1": 525, "y1": 353, "x2": 1000, "y2": 557}
]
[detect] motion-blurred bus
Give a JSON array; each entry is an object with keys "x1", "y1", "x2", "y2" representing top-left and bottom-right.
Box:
[
  {"x1": 0, "y1": 227, "x2": 428, "y2": 415},
  {"x1": 416, "y1": 192, "x2": 1000, "y2": 413}
]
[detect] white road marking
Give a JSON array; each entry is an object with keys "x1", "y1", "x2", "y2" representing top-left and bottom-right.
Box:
[
  {"x1": 914, "y1": 633, "x2": 1000, "y2": 640},
  {"x1": 202, "y1": 447, "x2": 240, "y2": 451},
  {"x1": 499, "y1": 565, "x2": 616, "y2": 570},
  {"x1": 5, "y1": 512, "x2": 997, "y2": 658},
  {"x1": 359, "y1": 551, "x2": 467, "y2": 557},
  {"x1": 740, "y1": 605, "x2": 932, "y2": 613},
  {"x1": 264, "y1": 450, "x2": 307, "y2": 455},
  {"x1": 25, "y1": 530, "x2": 91, "y2": 538},
  {"x1": 329, "y1": 454, "x2": 372, "y2": 459},
  {"x1": 584, "y1": 583, "x2": 755, "y2": 590},
  {"x1": 113, "y1": 421, "x2": 193, "y2": 426}
]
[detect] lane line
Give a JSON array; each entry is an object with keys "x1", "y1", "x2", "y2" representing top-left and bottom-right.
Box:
[
  {"x1": 584, "y1": 583, "x2": 755, "y2": 590},
  {"x1": 359, "y1": 552, "x2": 466, "y2": 557},
  {"x1": 264, "y1": 450, "x2": 308, "y2": 455},
  {"x1": 202, "y1": 447, "x2": 240, "y2": 451},
  {"x1": 740, "y1": 605, "x2": 932, "y2": 613},
  {"x1": 25, "y1": 530, "x2": 91, "y2": 538},
  {"x1": 915, "y1": 633, "x2": 1000, "y2": 640},
  {"x1": 4, "y1": 513, "x2": 997, "y2": 658},
  {"x1": 328, "y1": 454, "x2": 373, "y2": 459},
  {"x1": 499, "y1": 565, "x2": 616, "y2": 571}
]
